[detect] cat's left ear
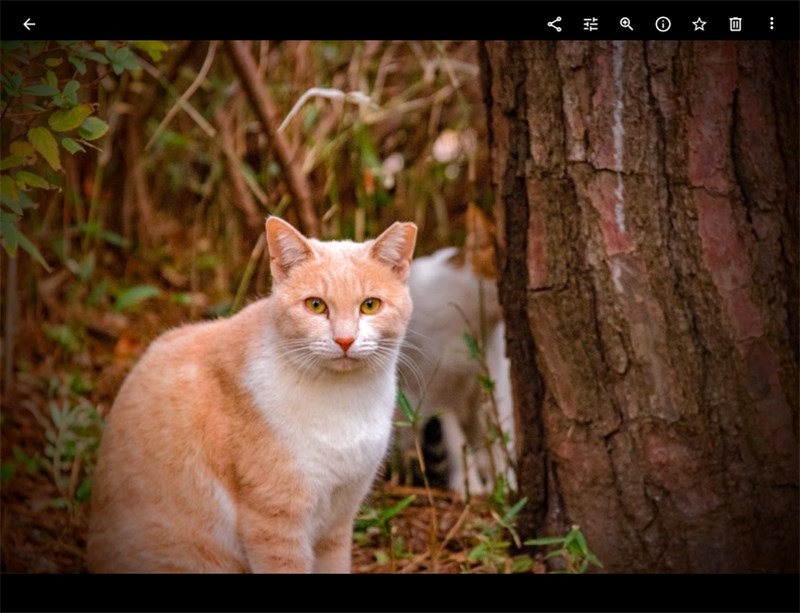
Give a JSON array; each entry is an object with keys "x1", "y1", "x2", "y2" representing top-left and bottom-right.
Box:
[{"x1": 370, "y1": 222, "x2": 417, "y2": 282}]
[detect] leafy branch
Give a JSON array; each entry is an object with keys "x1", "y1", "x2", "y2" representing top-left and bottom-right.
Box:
[{"x1": 0, "y1": 40, "x2": 168, "y2": 268}]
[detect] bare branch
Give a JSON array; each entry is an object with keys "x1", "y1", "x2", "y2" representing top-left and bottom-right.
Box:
[{"x1": 224, "y1": 41, "x2": 319, "y2": 237}]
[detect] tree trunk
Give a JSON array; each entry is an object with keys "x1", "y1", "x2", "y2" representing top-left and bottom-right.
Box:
[{"x1": 479, "y1": 41, "x2": 798, "y2": 573}]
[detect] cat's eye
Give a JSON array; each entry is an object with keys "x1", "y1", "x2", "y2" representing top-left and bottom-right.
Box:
[
  {"x1": 360, "y1": 298, "x2": 382, "y2": 314},
  {"x1": 305, "y1": 297, "x2": 327, "y2": 314}
]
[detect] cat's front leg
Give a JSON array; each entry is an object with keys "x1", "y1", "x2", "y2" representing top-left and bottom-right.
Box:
[
  {"x1": 313, "y1": 519, "x2": 353, "y2": 573},
  {"x1": 238, "y1": 503, "x2": 313, "y2": 573}
]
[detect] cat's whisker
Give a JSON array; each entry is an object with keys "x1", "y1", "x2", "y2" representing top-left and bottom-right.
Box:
[
  {"x1": 402, "y1": 328, "x2": 433, "y2": 342},
  {"x1": 394, "y1": 354, "x2": 426, "y2": 396}
]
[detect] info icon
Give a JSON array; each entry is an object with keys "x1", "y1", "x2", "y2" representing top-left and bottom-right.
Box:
[{"x1": 655, "y1": 16, "x2": 671, "y2": 32}]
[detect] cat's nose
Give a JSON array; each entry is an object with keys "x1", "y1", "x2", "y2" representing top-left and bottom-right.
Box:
[{"x1": 335, "y1": 337, "x2": 355, "y2": 353}]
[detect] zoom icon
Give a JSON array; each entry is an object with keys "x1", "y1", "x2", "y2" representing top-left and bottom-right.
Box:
[{"x1": 655, "y1": 16, "x2": 671, "y2": 32}]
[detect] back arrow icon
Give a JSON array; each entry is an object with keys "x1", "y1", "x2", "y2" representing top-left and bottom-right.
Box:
[{"x1": 24, "y1": 18, "x2": 36, "y2": 31}]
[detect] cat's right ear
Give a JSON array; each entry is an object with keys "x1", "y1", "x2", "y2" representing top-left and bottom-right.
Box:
[
  {"x1": 370, "y1": 221, "x2": 418, "y2": 282},
  {"x1": 266, "y1": 217, "x2": 315, "y2": 283}
]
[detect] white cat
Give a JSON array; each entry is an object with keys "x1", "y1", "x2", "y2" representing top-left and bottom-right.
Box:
[{"x1": 399, "y1": 204, "x2": 515, "y2": 497}]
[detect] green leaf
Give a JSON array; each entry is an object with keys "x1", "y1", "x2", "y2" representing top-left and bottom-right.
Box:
[
  {"x1": 463, "y1": 330, "x2": 481, "y2": 360},
  {"x1": 70, "y1": 44, "x2": 109, "y2": 65},
  {"x1": 1, "y1": 212, "x2": 20, "y2": 256},
  {"x1": 12, "y1": 447, "x2": 43, "y2": 474},
  {"x1": 87, "y1": 279, "x2": 108, "y2": 307},
  {"x1": 378, "y1": 495, "x2": 415, "y2": 522},
  {"x1": 1, "y1": 176, "x2": 22, "y2": 213},
  {"x1": 0, "y1": 74, "x2": 21, "y2": 97},
  {"x1": 10, "y1": 140, "x2": 36, "y2": 162},
  {"x1": 524, "y1": 536, "x2": 567, "y2": 547},
  {"x1": 477, "y1": 373, "x2": 495, "y2": 392},
  {"x1": 133, "y1": 40, "x2": 169, "y2": 62},
  {"x1": 501, "y1": 496, "x2": 528, "y2": 524},
  {"x1": 61, "y1": 137, "x2": 86, "y2": 155},
  {"x1": 511, "y1": 554, "x2": 535, "y2": 574},
  {"x1": 16, "y1": 170, "x2": 52, "y2": 190},
  {"x1": 373, "y1": 550, "x2": 390, "y2": 565},
  {"x1": 68, "y1": 56, "x2": 87, "y2": 74},
  {"x1": 46, "y1": 70, "x2": 58, "y2": 88},
  {"x1": 0, "y1": 155, "x2": 25, "y2": 170},
  {"x1": 106, "y1": 45, "x2": 139, "y2": 74},
  {"x1": 397, "y1": 389, "x2": 415, "y2": 421},
  {"x1": 27, "y1": 127, "x2": 62, "y2": 172},
  {"x1": 49, "y1": 104, "x2": 93, "y2": 132},
  {"x1": 45, "y1": 58, "x2": 64, "y2": 68},
  {"x1": 545, "y1": 548, "x2": 567, "y2": 560},
  {"x1": 17, "y1": 230, "x2": 51, "y2": 270},
  {"x1": 76, "y1": 477, "x2": 92, "y2": 501},
  {"x1": 22, "y1": 84, "x2": 59, "y2": 96},
  {"x1": 93, "y1": 226, "x2": 129, "y2": 248},
  {"x1": 115, "y1": 285, "x2": 160, "y2": 312},
  {"x1": 49, "y1": 400, "x2": 63, "y2": 428},
  {"x1": 62, "y1": 80, "x2": 80, "y2": 96},
  {"x1": 574, "y1": 528, "x2": 589, "y2": 555},
  {"x1": 170, "y1": 292, "x2": 192, "y2": 306},
  {"x1": 78, "y1": 117, "x2": 108, "y2": 141},
  {"x1": 585, "y1": 551, "x2": 604, "y2": 568},
  {"x1": 468, "y1": 541, "x2": 489, "y2": 562},
  {"x1": 45, "y1": 324, "x2": 80, "y2": 352}
]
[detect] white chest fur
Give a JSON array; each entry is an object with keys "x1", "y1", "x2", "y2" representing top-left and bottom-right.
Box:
[{"x1": 242, "y1": 332, "x2": 397, "y2": 528}]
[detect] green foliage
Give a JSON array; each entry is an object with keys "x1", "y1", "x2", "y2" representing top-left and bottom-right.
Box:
[
  {"x1": 354, "y1": 495, "x2": 416, "y2": 567},
  {"x1": 355, "y1": 495, "x2": 416, "y2": 535},
  {"x1": 464, "y1": 495, "x2": 532, "y2": 573},
  {"x1": 396, "y1": 388, "x2": 417, "y2": 427},
  {"x1": 114, "y1": 284, "x2": 161, "y2": 312},
  {"x1": 525, "y1": 525, "x2": 603, "y2": 574},
  {"x1": 77, "y1": 117, "x2": 109, "y2": 141},
  {"x1": 463, "y1": 330, "x2": 482, "y2": 361},
  {"x1": 462, "y1": 326, "x2": 518, "y2": 499},
  {"x1": 43, "y1": 323, "x2": 82, "y2": 353},
  {"x1": 132, "y1": 41, "x2": 169, "y2": 62},
  {"x1": 27, "y1": 126, "x2": 61, "y2": 171},
  {"x1": 17, "y1": 374, "x2": 105, "y2": 516},
  {"x1": 0, "y1": 40, "x2": 168, "y2": 269},
  {"x1": 12, "y1": 446, "x2": 46, "y2": 476},
  {"x1": 49, "y1": 104, "x2": 93, "y2": 132}
]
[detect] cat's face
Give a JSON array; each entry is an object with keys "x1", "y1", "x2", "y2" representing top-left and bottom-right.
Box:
[{"x1": 266, "y1": 218, "x2": 417, "y2": 374}]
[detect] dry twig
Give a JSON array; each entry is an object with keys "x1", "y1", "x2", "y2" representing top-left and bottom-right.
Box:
[{"x1": 224, "y1": 41, "x2": 319, "y2": 237}]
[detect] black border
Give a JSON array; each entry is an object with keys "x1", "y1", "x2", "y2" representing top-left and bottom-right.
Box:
[
  {"x1": 1, "y1": 572, "x2": 799, "y2": 612},
  {"x1": 0, "y1": 1, "x2": 798, "y2": 40}
]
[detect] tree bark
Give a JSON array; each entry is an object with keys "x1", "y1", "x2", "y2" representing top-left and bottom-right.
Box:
[{"x1": 480, "y1": 41, "x2": 798, "y2": 573}]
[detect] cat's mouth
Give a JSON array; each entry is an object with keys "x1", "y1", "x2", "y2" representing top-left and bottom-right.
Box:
[{"x1": 328, "y1": 355, "x2": 363, "y2": 372}]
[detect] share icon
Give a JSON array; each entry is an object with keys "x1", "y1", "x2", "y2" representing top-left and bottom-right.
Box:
[{"x1": 548, "y1": 16, "x2": 562, "y2": 32}]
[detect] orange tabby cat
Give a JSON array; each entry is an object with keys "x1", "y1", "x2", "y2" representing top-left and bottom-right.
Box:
[{"x1": 87, "y1": 216, "x2": 417, "y2": 573}]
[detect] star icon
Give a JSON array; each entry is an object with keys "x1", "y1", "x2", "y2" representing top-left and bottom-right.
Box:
[{"x1": 693, "y1": 17, "x2": 706, "y2": 31}]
